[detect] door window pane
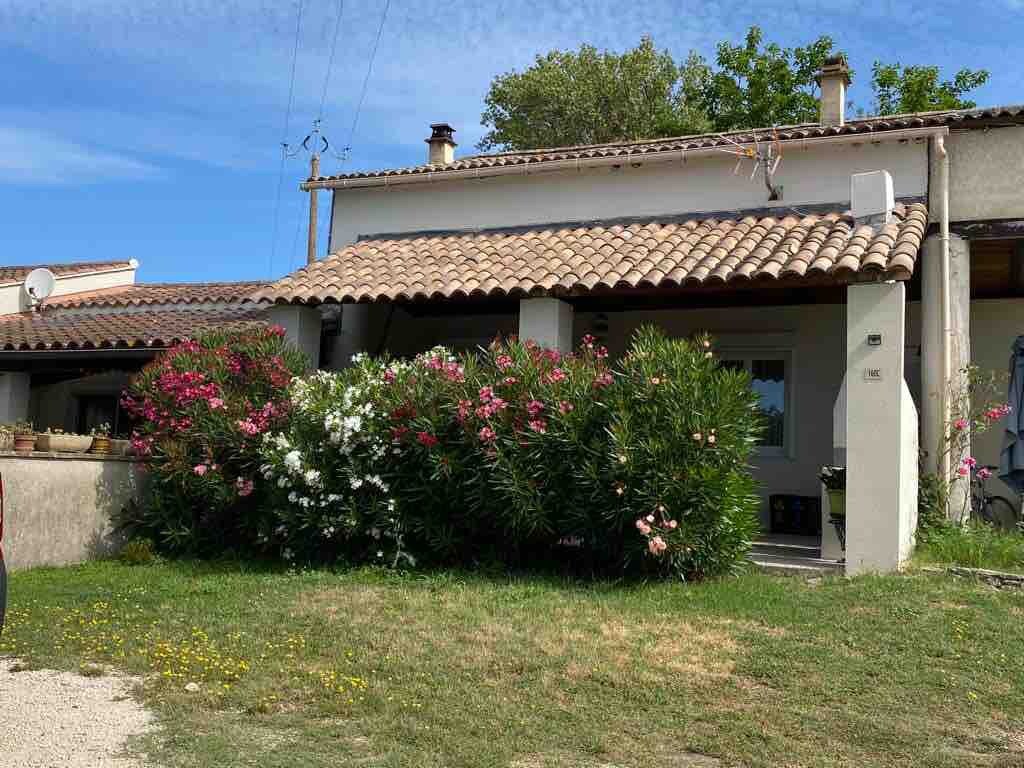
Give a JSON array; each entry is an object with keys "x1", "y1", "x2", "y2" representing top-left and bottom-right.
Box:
[{"x1": 751, "y1": 359, "x2": 786, "y2": 448}]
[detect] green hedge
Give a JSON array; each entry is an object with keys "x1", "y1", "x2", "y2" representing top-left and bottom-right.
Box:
[{"x1": 258, "y1": 326, "x2": 762, "y2": 580}]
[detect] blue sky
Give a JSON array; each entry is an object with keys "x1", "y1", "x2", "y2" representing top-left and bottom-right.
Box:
[{"x1": 1, "y1": 0, "x2": 1021, "y2": 284}]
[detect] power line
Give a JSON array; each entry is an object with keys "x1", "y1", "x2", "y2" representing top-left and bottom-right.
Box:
[
  {"x1": 345, "y1": 0, "x2": 391, "y2": 152},
  {"x1": 269, "y1": 0, "x2": 306, "y2": 279},
  {"x1": 317, "y1": 0, "x2": 345, "y2": 122}
]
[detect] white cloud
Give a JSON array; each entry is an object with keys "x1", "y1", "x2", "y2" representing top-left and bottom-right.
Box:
[{"x1": 0, "y1": 126, "x2": 161, "y2": 185}]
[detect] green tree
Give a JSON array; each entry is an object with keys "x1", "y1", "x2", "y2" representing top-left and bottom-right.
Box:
[
  {"x1": 699, "y1": 26, "x2": 836, "y2": 131},
  {"x1": 478, "y1": 37, "x2": 711, "y2": 151},
  {"x1": 870, "y1": 63, "x2": 989, "y2": 115}
]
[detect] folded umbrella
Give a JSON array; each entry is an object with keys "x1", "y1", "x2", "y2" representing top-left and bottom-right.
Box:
[{"x1": 999, "y1": 336, "x2": 1024, "y2": 493}]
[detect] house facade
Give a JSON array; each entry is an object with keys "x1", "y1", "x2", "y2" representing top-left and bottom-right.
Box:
[
  {"x1": 0, "y1": 262, "x2": 268, "y2": 435},
  {"x1": 255, "y1": 60, "x2": 1024, "y2": 575}
]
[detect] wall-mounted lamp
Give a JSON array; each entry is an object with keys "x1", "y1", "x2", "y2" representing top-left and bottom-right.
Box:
[{"x1": 867, "y1": 333, "x2": 882, "y2": 346}]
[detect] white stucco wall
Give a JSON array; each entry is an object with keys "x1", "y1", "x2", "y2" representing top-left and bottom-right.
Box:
[
  {"x1": 970, "y1": 298, "x2": 1024, "y2": 502},
  {"x1": 330, "y1": 140, "x2": 927, "y2": 246},
  {"x1": 0, "y1": 264, "x2": 137, "y2": 316},
  {"x1": 931, "y1": 127, "x2": 1024, "y2": 222}
]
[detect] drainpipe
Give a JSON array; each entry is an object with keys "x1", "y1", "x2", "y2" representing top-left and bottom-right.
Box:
[{"x1": 934, "y1": 134, "x2": 952, "y2": 500}]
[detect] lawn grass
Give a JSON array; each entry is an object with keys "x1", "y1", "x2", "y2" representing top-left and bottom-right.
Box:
[
  {"x1": 916, "y1": 522, "x2": 1024, "y2": 575},
  {"x1": 2, "y1": 561, "x2": 1023, "y2": 768}
]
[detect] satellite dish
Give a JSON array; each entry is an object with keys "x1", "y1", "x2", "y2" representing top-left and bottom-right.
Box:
[{"x1": 24, "y1": 268, "x2": 56, "y2": 307}]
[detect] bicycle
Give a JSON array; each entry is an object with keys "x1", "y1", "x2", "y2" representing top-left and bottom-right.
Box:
[{"x1": 971, "y1": 465, "x2": 1021, "y2": 532}]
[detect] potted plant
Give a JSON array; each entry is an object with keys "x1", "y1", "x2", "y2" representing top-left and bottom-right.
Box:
[
  {"x1": 819, "y1": 465, "x2": 846, "y2": 552},
  {"x1": 37, "y1": 428, "x2": 94, "y2": 453},
  {"x1": 0, "y1": 424, "x2": 12, "y2": 452},
  {"x1": 89, "y1": 423, "x2": 112, "y2": 455},
  {"x1": 13, "y1": 421, "x2": 36, "y2": 454}
]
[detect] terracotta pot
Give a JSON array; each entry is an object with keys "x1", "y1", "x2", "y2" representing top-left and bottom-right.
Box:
[
  {"x1": 36, "y1": 434, "x2": 93, "y2": 453},
  {"x1": 13, "y1": 433, "x2": 36, "y2": 454},
  {"x1": 90, "y1": 436, "x2": 112, "y2": 455}
]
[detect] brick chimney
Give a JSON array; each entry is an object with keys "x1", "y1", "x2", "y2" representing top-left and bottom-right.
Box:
[
  {"x1": 426, "y1": 123, "x2": 457, "y2": 165},
  {"x1": 816, "y1": 55, "x2": 851, "y2": 127}
]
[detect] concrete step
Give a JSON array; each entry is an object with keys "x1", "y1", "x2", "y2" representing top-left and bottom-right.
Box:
[
  {"x1": 751, "y1": 539, "x2": 822, "y2": 559},
  {"x1": 749, "y1": 551, "x2": 844, "y2": 577}
]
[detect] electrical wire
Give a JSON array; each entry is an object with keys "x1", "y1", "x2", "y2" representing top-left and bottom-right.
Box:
[
  {"x1": 345, "y1": 0, "x2": 391, "y2": 152},
  {"x1": 269, "y1": 0, "x2": 306, "y2": 279},
  {"x1": 317, "y1": 0, "x2": 345, "y2": 122}
]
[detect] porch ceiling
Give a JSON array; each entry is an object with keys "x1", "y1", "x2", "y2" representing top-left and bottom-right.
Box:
[{"x1": 252, "y1": 202, "x2": 928, "y2": 306}]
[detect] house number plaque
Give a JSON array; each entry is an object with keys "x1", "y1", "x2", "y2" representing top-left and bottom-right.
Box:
[{"x1": 863, "y1": 368, "x2": 883, "y2": 382}]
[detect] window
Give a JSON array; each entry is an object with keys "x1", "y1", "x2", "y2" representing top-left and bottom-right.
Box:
[
  {"x1": 76, "y1": 395, "x2": 130, "y2": 437},
  {"x1": 719, "y1": 354, "x2": 791, "y2": 455}
]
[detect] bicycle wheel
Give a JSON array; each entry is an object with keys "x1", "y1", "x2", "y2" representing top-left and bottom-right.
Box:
[{"x1": 984, "y1": 496, "x2": 1019, "y2": 532}]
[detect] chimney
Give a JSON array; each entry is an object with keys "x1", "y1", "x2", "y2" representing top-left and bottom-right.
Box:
[
  {"x1": 816, "y1": 54, "x2": 851, "y2": 127},
  {"x1": 851, "y1": 170, "x2": 895, "y2": 226},
  {"x1": 426, "y1": 123, "x2": 457, "y2": 165}
]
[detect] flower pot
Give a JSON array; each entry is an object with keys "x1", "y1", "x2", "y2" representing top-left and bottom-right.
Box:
[
  {"x1": 13, "y1": 433, "x2": 36, "y2": 454},
  {"x1": 36, "y1": 434, "x2": 94, "y2": 453},
  {"x1": 826, "y1": 488, "x2": 846, "y2": 518},
  {"x1": 89, "y1": 436, "x2": 112, "y2": 455},
  {"x1": 110, "y1": 438, "x2": 131, "y2": 456}
]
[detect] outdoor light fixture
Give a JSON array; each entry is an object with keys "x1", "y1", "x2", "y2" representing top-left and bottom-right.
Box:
[{"x1": 867, "y1": 334, "x2": 882, "y2": 346}]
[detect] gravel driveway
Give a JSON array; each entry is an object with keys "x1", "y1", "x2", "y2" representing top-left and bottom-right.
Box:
[{"x1": 0, "y1": 659, "x2": 154, "y2": 767}]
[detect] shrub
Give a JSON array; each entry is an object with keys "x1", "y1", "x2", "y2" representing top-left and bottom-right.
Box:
[
  {"x1": 260, "y1": 327, "x2": 763, "y2": 580},
  {"x1": 120, "y1": 327, "x2": 306, "y2": 555}
]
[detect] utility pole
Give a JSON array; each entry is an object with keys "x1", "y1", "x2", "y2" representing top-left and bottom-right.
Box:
[{"x1": 307, "y1": 151, "x2": 319, "y2": 265}]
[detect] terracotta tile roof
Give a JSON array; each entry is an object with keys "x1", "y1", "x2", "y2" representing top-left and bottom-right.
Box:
[
  {"x1": 308, "y1": 106, "x2": 1024, "y2": 185},
  {"x1": 252, "y1": 202, "x2": 929, "y2": 305},
  {"x1": 0, "y1": 307, "x2": 267, "y2": 351},
  {"x1": 47, "y1": 281, "x2": 266, "y2": 309},
  {"x1": 0, "y1": 260, "x2": 135, "y2": 286}
]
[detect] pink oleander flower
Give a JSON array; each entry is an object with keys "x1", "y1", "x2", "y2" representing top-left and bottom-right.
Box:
[
  {"x1": 527, "y1": 418, "x2": 548, "y2": 434},
  {"x1": 954, "y1": 418, "x2": 969, "y2": 431},
  {"x1": 667, "y1": 520, "x2": 678, "y2": 529},
  {"x1": 544, "y1": 349, "x2": 561, "y2": 364},
  {"x1": 193, "y1": 464, "x2": 208, "y2": 476},
  {"x1": 425, "y1": 355, "x2": 444, "y2": 371},
  {"x1": 208, "y1": 397, "x2": 225, "y2": 410},
  {"x1": 416, "y1": 431, "x2": 439, "y2": 448},
  {"x1": 648, "y1": 536, "x2": 668, "y2": 555},
  {"x1": 502, "y1": 376, "x2": 519, "y2": 386},
  {"x1": 443, "y1": 362, "x2": 465, "y2": 382},
  {"x1": 650, "y1": 376, "x2": 661, "y2": 385},
  {"x1": 558, "y1": 401, "x2": 574, "y2": 414},
  {"x1": 479, "y1": 426, "x2": 497, "y2": 443},
  {"x1": 268, "y1": 324, "x2": 286, "y2": 337},
  {"x1": 526, "y1": 399, "x2": 545, "y2": 418},
  {"x1": 645, "y1": 514, "x2": 655, "y2": 523},
  {"x1": 383, "y1": 368, "x2": 397, "y2": 384},
  {"x1": 963, "y1": 456, "x2": 978, "y2": 468},
  {"x1": 593, "y1": 371, "x2": 613, "y2": 389},
  {"x1": 635, "y1": 519, "x2": 651, "y2": 535},
  {"x1": 708, "y1": 434, "x2": 717, "y2": 445},
  {"x1": 978, "y1": 467, "x2": 993, "y2": 480},
  {"x1": 496, "y1": 354, "x2": 514, "y2": 370},
  {"x1": 236, "y1": 477, "x2": 254, "y2": 497},
  {"x1": 457, "y1": 399, "x2": 473, "y2": 422},
  {"x1": 986, "y1": 404, "x2": 1012, "y2": 421},
  {"x1": 957, "y1": 466, "x2": 969, "y2": 477},
  {"x1": 479, "y1": 386, "x2": 494, "y2": 403},
  {"x1": 491, "y1": 397, "x2": 508, "y2": 411},
  {"x1": 595, "y1": 346, "x2": 608, "y2": 359},
  {"x1": 581, "y1": 334, "x2": 595, "y2": 349},
  {"x1": 546, "y1": 367, "x2": 567, "y2": 383}
]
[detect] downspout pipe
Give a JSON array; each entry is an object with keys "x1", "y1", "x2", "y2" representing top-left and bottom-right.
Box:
[{"x1": 934, "y1": 134, "x2": 953, "y2": 512}]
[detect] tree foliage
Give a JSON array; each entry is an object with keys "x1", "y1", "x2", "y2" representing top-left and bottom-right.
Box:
[
  {"x1": 479, "y1": 27, "x2": 991, "y2": 151},
  {"x1": 479, "y1": 37, "x2": 710, "y2": 151},
  {"x1": 871, "y1": 62, "x2": 989, "y2": 115}
]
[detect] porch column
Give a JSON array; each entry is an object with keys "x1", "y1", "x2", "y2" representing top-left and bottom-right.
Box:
[
  {"x1": 845, "y1": 281, "x2": 919, "y2": 575},
  {"x1": 0, "y1": 372, "x2": 30, "y2": 423},
  {"x1": 518, "y1": 298, "x2": 573, "y2": 352},
  {"x1": 920, "y1": 232, "x2": 971, "y2": 519},
  {"x1": 268, "y1": 305, "x2": 322, "y2": 370}
]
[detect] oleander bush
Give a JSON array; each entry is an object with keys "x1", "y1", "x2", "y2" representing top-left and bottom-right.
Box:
[
  {"x1": 259, "y1": 326, "x2": 763, "y2": 580},
  {"x1": 118, "y1": 327, "x2": 306, "y2": 554}
]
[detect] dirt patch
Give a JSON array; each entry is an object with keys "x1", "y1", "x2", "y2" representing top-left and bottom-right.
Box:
[
  {"x1": 595, "y1": 617, "x2": 739, "y2": 679},
  {"x1": 0, "y1": 658, "x2": 155, "y2": 767}
]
